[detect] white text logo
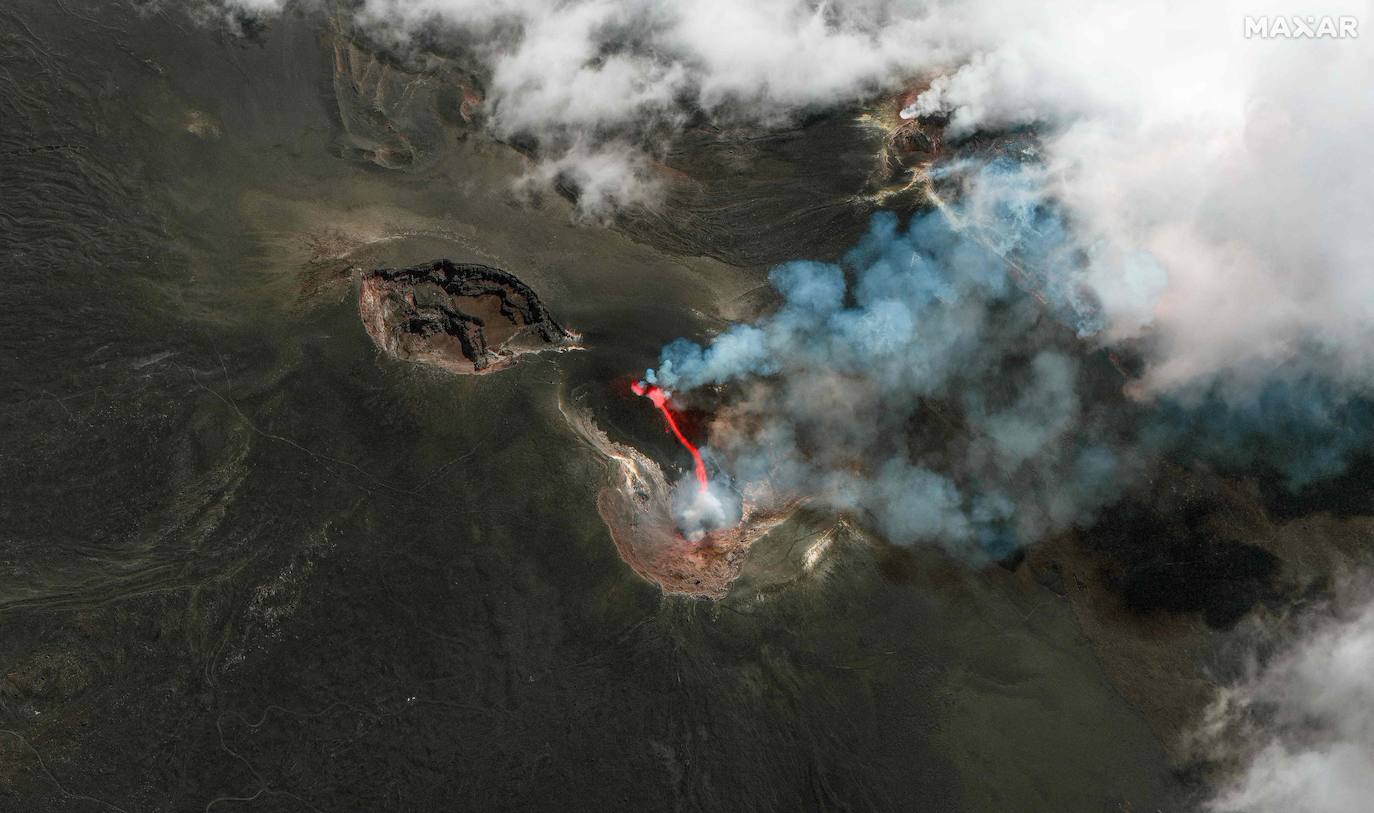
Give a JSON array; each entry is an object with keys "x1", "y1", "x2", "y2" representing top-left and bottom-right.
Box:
[{"x1": 1245, "y1": 15, "x2": 1359, "y2": 38}]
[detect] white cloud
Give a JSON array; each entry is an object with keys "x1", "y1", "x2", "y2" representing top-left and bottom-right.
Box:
[
  {"x1": 354, "y1": 0, "x2": 951, "y2": 133},
  {"x1": 948, "y1": 0, "x2": 1374, "y2": 395},
  {"x1": 1201, "y1": 591, "x2": 1374, "y2": 813},
  {"x1": 519, "y1": 140, "x2": 664, "y2": 217}
]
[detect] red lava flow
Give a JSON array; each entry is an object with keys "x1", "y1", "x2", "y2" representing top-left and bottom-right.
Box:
[{"x1": 631, "y1": 380, "x2": 710, "y2": 493}]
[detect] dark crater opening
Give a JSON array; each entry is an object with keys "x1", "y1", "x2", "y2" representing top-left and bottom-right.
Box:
[{"x1": 359, "y1": 260, "x2": 576, "y2": 374}]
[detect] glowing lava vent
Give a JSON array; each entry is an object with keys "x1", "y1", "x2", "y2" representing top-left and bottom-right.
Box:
[{"x1": 631, "y1": 380, "x2": 709, "y2": 493}]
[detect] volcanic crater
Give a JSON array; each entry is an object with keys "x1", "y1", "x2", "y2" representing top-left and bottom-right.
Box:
[{"x1": 359, "y1": 260, "x2": 578, "y2": 374}]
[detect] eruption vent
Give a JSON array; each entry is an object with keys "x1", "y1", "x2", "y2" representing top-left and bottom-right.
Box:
[{"x1": 631, "y1": 380, "x2": 709, "y2": 493}]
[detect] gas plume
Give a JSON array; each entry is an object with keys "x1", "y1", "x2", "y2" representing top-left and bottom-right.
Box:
[{"x1": 646, "y1": 161, "x2": 1135, "y2": 554}]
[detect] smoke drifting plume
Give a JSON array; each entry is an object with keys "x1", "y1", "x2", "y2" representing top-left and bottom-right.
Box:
[
  {"x1": 649, "y1": 161, "x2": 1132, "y2": 553},
  {"x1": 650, "y1": 151, "x2": 1374, "y2": 554}
]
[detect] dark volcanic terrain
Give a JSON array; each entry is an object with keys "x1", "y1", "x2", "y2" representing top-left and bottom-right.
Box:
[{"x1": 1, "y1": 2, "x2": 1367, "y2": 812}]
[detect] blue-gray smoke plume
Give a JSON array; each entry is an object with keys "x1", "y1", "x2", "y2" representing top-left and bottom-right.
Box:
[
  {"x1": 649, "y1": 158, "x2": 1374, "y2": 553},
  {"x1": 645, "y1": 161, "x2": 1130, "y2": 555},
  {"x1": 1148, "y1": 376, "x2": 1374, "y2": 491}
]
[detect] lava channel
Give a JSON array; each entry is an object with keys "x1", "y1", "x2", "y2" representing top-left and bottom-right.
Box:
[{"x1": 631, "y1": 380, "x2": 709, "y2": 493}]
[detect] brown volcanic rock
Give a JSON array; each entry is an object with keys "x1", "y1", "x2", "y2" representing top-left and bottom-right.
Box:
[
  {"x1": 561, "y1": 400, "x2": 794, "y2": 599},
  {"x1": 360, "y1": 260, "x2": 577, "y2": 375}
]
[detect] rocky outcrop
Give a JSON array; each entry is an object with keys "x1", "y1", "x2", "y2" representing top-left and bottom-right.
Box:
[
  {"x1": 560, "y1": 400, "x2": 795, "y2": 599},
  {"x1": 360, "y1": 260, "x2": 577, "y2": 375}
]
